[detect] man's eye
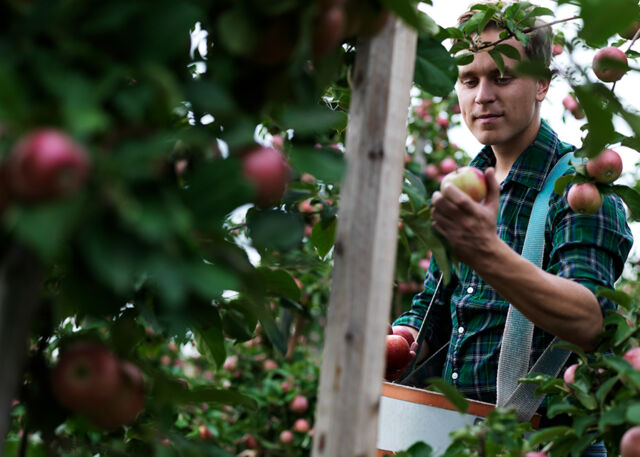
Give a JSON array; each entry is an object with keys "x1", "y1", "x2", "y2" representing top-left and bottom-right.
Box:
[
  {"x1": 462, "y1": 80, "x2": 477, "y2": 87},
  {"x1": 496, "y1": 77, "x2": 512, "y2": 84}
]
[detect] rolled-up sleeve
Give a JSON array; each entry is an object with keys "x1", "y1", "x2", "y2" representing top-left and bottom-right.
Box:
[{"x1": 546, "y1": 187, "x2": 634, "y2": 314}]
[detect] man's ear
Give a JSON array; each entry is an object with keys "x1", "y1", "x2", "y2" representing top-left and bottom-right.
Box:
[{"x1": 536, "y1": 78, "x2": 551, "y2": 102}]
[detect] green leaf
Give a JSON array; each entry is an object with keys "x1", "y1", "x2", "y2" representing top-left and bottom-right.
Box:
[
  {"x1": 574, "y1": 84, "x2": 615, "y2": 158},
  {"x1": 602, "y1": 311, "x2": 634, "y2": 346},
  {"x1": 426, "y1": 378, "x2": 469, "y2": 413},
  {"x1": 579, "y1": 0, "x2": 639, "y2": 47},
  {"x1": 444, "y1": 27, "x2": 465, "y2": 40},
  {"x1": 454, "y1": 53, "x2": 474, "y2": 66},
  {"x1": 404, "y1": 441, "x2": 434, "y2": 457},
  {"x1": 488, "y1": 49, "x2": 505, "y2": 75},
  {"x1": 380, "y1": 0, "x2": 427, "y2": 32},
  {"x1": 244, "y1": 298, "x2": 288, "y2": 355},
  {"x1": 598, "y1": 403, "x2": 628, "y2": 432},
  {"x1": 191, "y1": 306, "x2": 226, "y2": 367},
  {"x1": 553, "y1": 174, "x2": 574, "y2": 196},
  {"x1": 311, "y1": 216, "x2": 338, "y2": 259},
  {"x1": 611, "y1": 184, "x2": 640, "y2": 221},
  {"x1": 528, "y1": 426, "x2": 573, "y2": 447},
  {"x1": 277, "y1": 104, "x2": 348, "y2": 136},
  {"x1": 462, "y1": 11, "x2": 486, "y2": 34},
  {"x1": 596, "y1": 286, "x2": 632, "y2": 309},
  {"x1": 414, "y1": 36, "x2": 459, "y2": 96},
  {"x1": 246, "y1": 208, "x2": 305, "y2": 252},
  {"x1": 257, "y1": 267, "x2": 301, "y2": 302},
  {"x1": 493, "y1": 44, "x2": 521, "y2": 60},
  {"x1": 403, "y1": 169, "x2": 428, "y2": 211},
  {"x1": 217, "y1": 7, "x2": 258, "y2": 56},
  {"x1": 596, "y1": 375, "x2": 620, "y2": 405},
  {"x1": 627, "y1": 403, "x2": 640, "y2": 423},
  {"x1": 288, "y1": 144, "x2": 346, "y2": 184}
]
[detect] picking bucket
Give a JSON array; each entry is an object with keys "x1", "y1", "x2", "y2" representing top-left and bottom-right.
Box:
[{"x1": 376, "y1": 382, "x2": 540, "y2": 456}]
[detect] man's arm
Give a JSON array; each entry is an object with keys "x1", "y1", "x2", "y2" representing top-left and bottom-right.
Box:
[{"x1": 432, "y1": 167, "x2": 605, "y2": 351}]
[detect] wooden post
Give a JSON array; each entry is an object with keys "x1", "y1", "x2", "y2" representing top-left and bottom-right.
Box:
[{"x1": 311, "y1": 16, "x2": 417, "y2": 457}]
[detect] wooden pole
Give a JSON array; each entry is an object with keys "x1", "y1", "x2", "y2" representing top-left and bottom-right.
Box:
[{"x1": 311, "y1": 16, "x2": 417, "y2": 457}]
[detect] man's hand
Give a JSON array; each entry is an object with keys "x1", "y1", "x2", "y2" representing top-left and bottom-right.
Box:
[{"x1": 431, "y1": 167, "x2": 501, "y2": 270}]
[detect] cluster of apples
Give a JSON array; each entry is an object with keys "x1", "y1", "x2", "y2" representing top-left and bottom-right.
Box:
[
  {"x1": 0, "y1": 128, "x2": 91, "y2": 214},
  {"x1": 51, "y1": 342, "x2": 145, "y2": 430},
  {"x1": 563, "y1": 347, "x2": 640, "y2": 457},
  {"x1": 567, "y1": 148, "x2": 623, "y2": 215},
  {"x1": 424, "y1": 157, "x2": 459, "y2": 182}
]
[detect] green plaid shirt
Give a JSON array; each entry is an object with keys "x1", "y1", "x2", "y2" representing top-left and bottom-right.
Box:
[{"x1": 394, "y1": 120, "x2": 633, "y2": 404}]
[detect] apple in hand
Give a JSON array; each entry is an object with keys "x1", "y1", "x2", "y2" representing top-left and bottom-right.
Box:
[
  {"x1": 392, "y1": 326, "x2": 415, "y2": 345},
  {"x1": 586, "y1": 149, "x2": 623, "y2": 184},
  {"x1": 242, "y1": 145, "x2": 290, "y2": 207},
  {"x1": 621, "y1": 425, "x2": 640, "y2": 457},
  {"x1": 567, "y1": 183, "x2": 602, "y2": 215},
  {"x1": 8, "y1": 129, "x2": 91, "y2": 202},
  {"x1": 51, "y1": 343, "x2": 122, "y2": 414},
  {"x1": 385, "y1": 335, "x2": 412, "y2": 371},
  {"x1": 440, "y1": 166, "x2": 487, "y2": 202},
  {"x1": 592, "y1": 47, "x2": 628, "y2": 82}
]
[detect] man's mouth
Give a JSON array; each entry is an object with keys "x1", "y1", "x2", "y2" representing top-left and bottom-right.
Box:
[{"x1": 474, "y1": 113, "x2": 503, "y2": 123}]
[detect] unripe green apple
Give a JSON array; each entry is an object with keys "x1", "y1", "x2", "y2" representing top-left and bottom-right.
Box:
[
  {"x1": 586, "y1": 149, "x2": 623, "y2": 184},
  {"x1": 621, "y1": 425, "x2": 640, "y2": 457},
  {"x1": 440, "y1": 166, "x2": 487, "y2": 202},
  {"x1": 592, "y1": 47, "x2": 628, "y2": 82},
  {"x1": 567, "y1": 183, "x2": 602, "y2": 215}
]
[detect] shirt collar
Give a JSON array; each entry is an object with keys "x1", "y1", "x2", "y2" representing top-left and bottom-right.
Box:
[{"x1": 469, "y1": 119, "x2": 560, "y2": 191}]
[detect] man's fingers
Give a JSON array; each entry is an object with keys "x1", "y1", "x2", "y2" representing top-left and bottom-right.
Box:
[{"x1": 484, "y1": 167, "x2": 500, "y2": 211}]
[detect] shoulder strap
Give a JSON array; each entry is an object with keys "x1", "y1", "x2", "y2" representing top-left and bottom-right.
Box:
[{"x1": 496, "y1": 152, "x2": 575, "y2": 422}]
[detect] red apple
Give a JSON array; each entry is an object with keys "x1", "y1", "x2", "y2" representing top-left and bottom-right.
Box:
[
  {"x1": 8, "y1": 129, "x2": 91, "y2": 202},
  {"x1": 293, "y1": 418, "x2": 310, "y2": 433},
  {"x1": 392, "y1": 326, "x2": 416, "y2": 346},
  {"x1": 89, "y1": 361, "x2": 145, "y2": 429},
  {"x1": 51, "y1": 343, "x2": 121, "y2": 414},
  {"x1": 562, "y1": 95, "x2": 585, "y2": 120},
  {"x1": 592, "y1": 47, "x2": 628, "y2": 82},
  {"x1": 567, "y1": 183, "x2": 602, "y2": 215},
  {"x1": 289, "y1": 395, "x2": 309, "y2": 414},
  {"x1": 621, "y1": 425, "x2": 640, "y2": 457},
  {"x1": 552, "y1": 44, "x2": 563, "y2": 56},
  {"x1": 524, "y1": 453, "x2": 549, "y2": 457},
  {"x1": 624, "y1": 347, "x2": 640, "y2": 370},
  {"x1": 242, "y1": 433, "x2": 259, "y2": 449},
  {"x1": 242, "y1": 145, "x2": 290, "y2": 207},
  {"x1": 439, "y1": 157, "x2": 458, "y2": 175},
  {"x1": 198, "y1": 424, "x2": 213, "y2": 440},
  {"x1": 440, "y1": 166, "x2": 487, "y2": 203},
  {"x1": 385, "y1": 335, "x2": 412, "y2": 371},
  {"x1": 435, "y1": 117, "x2": 450, "y2": 129},
  {"x1": 563, "y1": 363, "x2": 579, "y2": 388},
  {"x1": 586, "y1": 149, "x2": 623, "y2": 184},
  {"x1": 280, "y1": 430, "x2": 294, "y2": 444},
  {"x1": 312, "y1": 4, "x2": 345, "y2": 59},
  {"x1": 223, "y1": 355, "x2": 238, "y2": 371},
  {"x1": 263, "y1": 359, "x2": 278, "y2": 371}
]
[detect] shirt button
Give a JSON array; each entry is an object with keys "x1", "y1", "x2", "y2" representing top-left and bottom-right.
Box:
[
  {"x1": 452, "y1": 372, "x2": 459, "y2": 380},
  {"x1": 458, "y1": 326, "x2": 464, "y2": 334},
  {"x1": 467, "y1": 287, "x2": 474, "y2": 294}
]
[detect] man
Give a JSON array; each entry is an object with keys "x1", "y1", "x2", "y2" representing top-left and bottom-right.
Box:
[{"x1": 391, "y1": 3, "x2": 633, "y2": 456}]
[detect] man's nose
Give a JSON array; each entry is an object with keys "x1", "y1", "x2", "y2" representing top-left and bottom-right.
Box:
[{"x1": 474, "y1": 80, "x2": 496, "y2": 104}]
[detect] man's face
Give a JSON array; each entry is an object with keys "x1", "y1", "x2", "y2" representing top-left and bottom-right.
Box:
[{"x1": 456, "y1": 28, "x2": 549, "y2": 150}]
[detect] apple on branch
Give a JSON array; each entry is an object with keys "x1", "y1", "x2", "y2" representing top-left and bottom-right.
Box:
[
  {"x1": 440, "y1": 166, "x2": 487, "y2": 203},
  {"x1": 592, "y1": 47, "x2": 628, "y2": 83},
  {"x1": 567, "y1": 182, "x2": 603, "y2": 215},
  {"x1": 621, "y1": 425, "x2": 640, "y2": 457},
  {"x1": 241, "y1": 145, "x2": 290, "y2": 207},
  {"x1": 586, "y1": 148, "x2": 623, "y2": 184}
]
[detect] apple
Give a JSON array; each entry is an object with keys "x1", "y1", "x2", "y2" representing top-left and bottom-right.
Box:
[
  {"x1": 8, "y1": 129, "x2": 90, "y2": 202},
  {"x1": 263, "y1": 359, "x2": 278, "y2": 371},
  {"x1": 89, "y1": 361, "x2": 145, "y2": 429},
  {"x1": 198, "y1": 424, "x2": 213, "y2": 440},
  {"x1": 312, "y1": 4, "x2": 345, "y2": 59},
  {"x1": 524, "y1": 453, "x2": 549, "y2": 457},
  {"x1": 289, "y1": 395, "x2": 309, "y2": 414},
  {"x1": 552, "y1": 44, "x2": 563, "y2": 56},
  {"x1": 620, "y1": 21, "x2": 640, "y2": 40},
  {"x1": 385, "y1": 335, "x2": 412, "y2": 371},
  {"x1": 621, "y1": 426, "x2": 640, "y2": 457},
  {"x1": 435, "y1": 117, "x2": 450, "y2": 129},
  {"x1": 440, "y1": 166, "x2": 487, "y2": 203},
  {"x1": 624, "y1": 347, "x2": 640, "y2": 370},
  {"x1": 242, "y1": 433, "x2": 259, "y2": 449},
  {"x1": 563, "y1": 363, "x2": 579, "y2": 388},
  {"x1": 439, "y1": 157, "x2": 458, "y2": 175},
  {"x1": 567, "y1": 183, "x2": 602, "y2": 215},
  {"x1": 419, "y1": 257, "x2": 431, "y2": 270},
  {"x1": 51, "y1": 343, "x2": 121, "y2": 414},
  {"x1": 392, "y1": 326, "x2": 416, "y2": 346},
  {"x1": 242, "y1": 145, "x2": 290, "y2": 207},
  {"x1": 592, "y1": 47, "x2": 628, "y2": 82},
  {"x1": 586, "y1": 149, "x2": 623, "y2": 184},
  {"x1": 562, "y1": 95, "x2": 585, "y2": 120},
  {"x1": 223, "y1": 355, "x2": 238, "y2": 371},
  {"x1": 280, "y1": 430, "x2": 294, "y2": 444},
  {"x1": 293, "y1": 418, "x2": 310, "y2": 433}
]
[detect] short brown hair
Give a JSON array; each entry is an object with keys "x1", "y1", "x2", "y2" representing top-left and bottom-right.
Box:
[{"x1": 457, "y1": 1, "x2": 553, "y2": 70}]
